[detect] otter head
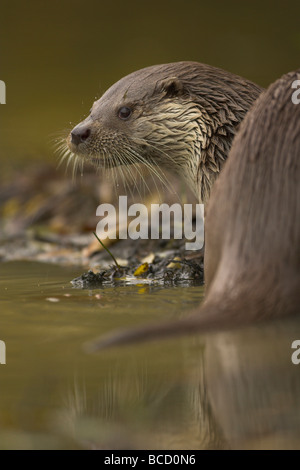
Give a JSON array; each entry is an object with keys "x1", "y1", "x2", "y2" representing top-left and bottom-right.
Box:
[
  {"x1": 66, "y1": 62, "x2": 262, "y2": 202},
  {"x1": 67, "y1": 68, "x2": 195, "y2": 185}
]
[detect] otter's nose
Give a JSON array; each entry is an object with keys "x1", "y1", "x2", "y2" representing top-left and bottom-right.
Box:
[{"x1": 71, "y1": 126, "x2": 91, "y2": 145}]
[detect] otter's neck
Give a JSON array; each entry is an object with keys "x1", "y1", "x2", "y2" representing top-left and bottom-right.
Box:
[
  {"x1": 166, "y1": 101, "x2": 239, "y2": 203},
  {"x1": 194, "y1": 105, "x2": 237, "y2": 203}
]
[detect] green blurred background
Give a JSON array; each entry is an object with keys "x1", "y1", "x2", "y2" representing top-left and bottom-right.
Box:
[{"x1": 1, "y1": 0, "x2": 300, "y2": 174}]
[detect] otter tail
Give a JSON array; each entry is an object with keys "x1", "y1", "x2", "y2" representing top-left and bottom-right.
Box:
[{"x1": 83, "y1": 302, "x2": 246, "y2": 352}]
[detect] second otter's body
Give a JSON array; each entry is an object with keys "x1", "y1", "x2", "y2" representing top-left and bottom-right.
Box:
[{"x1": 68, "y1": 62, "x2": 262, "y2": 202}]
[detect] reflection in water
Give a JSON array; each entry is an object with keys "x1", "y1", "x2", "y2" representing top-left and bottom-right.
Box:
[
  {"x1": 59, "y1": 318, "x2": 300, "y2": 450},
  {"x1": 205, "y1": 317, "x2": 300, "y2": 449},
  {"x1": 0, "y1": 262, "x2": 299, "y2": 449},
  {"x1": 60, "y1": 347, "x2": 225, "y2": 450}
]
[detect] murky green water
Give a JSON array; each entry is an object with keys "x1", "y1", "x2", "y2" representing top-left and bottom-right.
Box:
[
  {"x1": 0, "y1": 262, "x2": 300, "y2": 449},
  {"x1": 0, "y1": 261, "x2": 207, "y2": 449}
]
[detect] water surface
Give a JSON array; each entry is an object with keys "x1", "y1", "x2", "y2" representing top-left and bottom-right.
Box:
[{"x1": 0, "y1": 261, "x2": 299, "y2": 449}]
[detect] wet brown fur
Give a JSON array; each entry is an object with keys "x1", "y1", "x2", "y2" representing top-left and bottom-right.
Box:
[
  {"x1": 68, "y1": 62, "x2": 262, "y2": 202},
  {"x1": 85, "y1": 69, "x2": 300, "y2": 351}
]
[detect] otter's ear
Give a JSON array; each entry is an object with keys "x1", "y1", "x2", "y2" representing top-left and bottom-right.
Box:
[{"x1": 156, "y1": 77, "x2": 185, "y2": 98}]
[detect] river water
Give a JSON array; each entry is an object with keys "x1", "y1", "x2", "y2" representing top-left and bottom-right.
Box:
[{"x1": 0, "y1": 261, "x2": 299, "y2": 449}]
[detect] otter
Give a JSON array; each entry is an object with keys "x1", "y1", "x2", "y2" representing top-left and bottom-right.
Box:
[
  {"x1": 85, "y1": 69, "x2": 300, "y2": 351},
  {"x1": 67, "y1": 61, "x2": 262, "y2": 203}
]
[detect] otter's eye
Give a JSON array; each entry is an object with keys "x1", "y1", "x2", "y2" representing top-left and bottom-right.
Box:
[{"x1": 118, "y1": 106, "x2": 132, "y2": 120}]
